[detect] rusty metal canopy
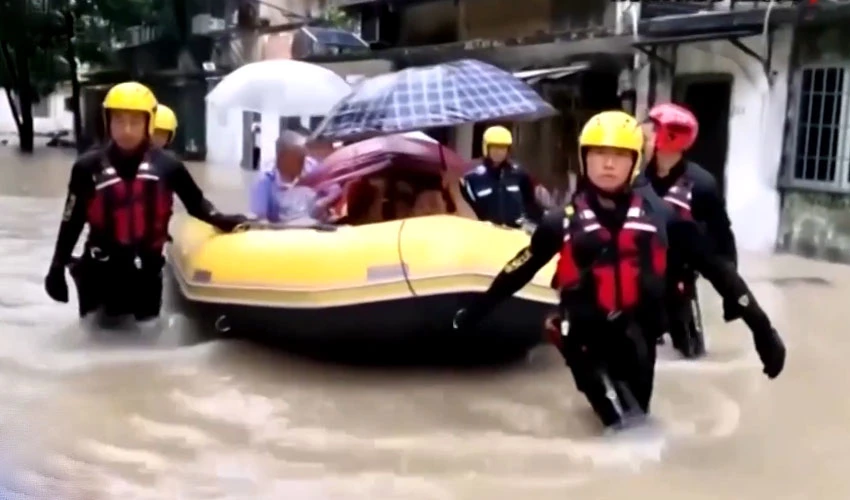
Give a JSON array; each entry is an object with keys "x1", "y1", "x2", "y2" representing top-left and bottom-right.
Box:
[{"x1": 512, "y1": 62, "x2": 590, "y2": 85}]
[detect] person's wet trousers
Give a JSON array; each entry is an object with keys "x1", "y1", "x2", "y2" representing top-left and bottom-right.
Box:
[
  {"x1": 71, "y1": 249, "x2": 164, "y2": 320},
  {"x1": 559, "y1": 316, "x2": 657, "y2": 427}
]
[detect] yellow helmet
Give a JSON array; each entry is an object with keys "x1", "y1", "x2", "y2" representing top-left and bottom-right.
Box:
[
  {"x1": 154, "y1": 104, "x2": 178, "y2": 134},
  {"x1": 102, "y1": 81, "x2": 158, "y2": 135},
  {"x1": 578, "y1": 110, "x2": 644, "y2": 182},
  {"x1": 482, "y1": 125, "x2": 513, "y2": 153}
]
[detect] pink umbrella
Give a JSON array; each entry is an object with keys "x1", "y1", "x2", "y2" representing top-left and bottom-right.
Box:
[{"x1": 299, "y1": 134, "x2": 470, "y2": 191}]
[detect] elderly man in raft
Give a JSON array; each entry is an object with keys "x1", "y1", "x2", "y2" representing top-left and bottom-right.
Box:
[{"x1": 250, "y1": 131, "x2": 476, "y2": 225}]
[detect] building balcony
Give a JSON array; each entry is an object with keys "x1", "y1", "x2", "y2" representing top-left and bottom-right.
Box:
[{"x1": 639, "y1": 0, "x2": 836, "y2": 19}]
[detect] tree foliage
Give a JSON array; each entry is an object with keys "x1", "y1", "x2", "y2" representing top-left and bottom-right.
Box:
[
  {"x1": 0, "y1": 0, "x2": 160, "y2": 152},
  {"x1": 321, "y1": 6, "x2": 358, "y2": 31}
]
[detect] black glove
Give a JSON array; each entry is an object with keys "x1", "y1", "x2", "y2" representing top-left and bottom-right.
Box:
[
  {"x1": 211, "y1": 213, "x2": 249, "y2": 233},
  {"x1": 516, "y1": 217, "x2": 537, "y2": 234},
  {"x1": 44, "y1": 263, "x2": 69, "y2": 303},
  {"x1": 753, "y1": 327, "x2": 785, "y2": 379}
]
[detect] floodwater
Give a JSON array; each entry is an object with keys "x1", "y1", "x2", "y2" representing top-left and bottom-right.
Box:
[{"x1": 0, "y1": 146, "x2": 838, "y2": 499}]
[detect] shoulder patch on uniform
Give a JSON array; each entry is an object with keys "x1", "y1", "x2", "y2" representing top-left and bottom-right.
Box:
[
  {"x1": 503, "y1": 247, "x2": 532, "y2": 273},
  {"x1": 473, "y1": 165, "x2": 487, "y2": 174}
]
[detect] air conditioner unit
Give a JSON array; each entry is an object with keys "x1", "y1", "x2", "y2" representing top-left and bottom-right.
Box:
[
  {"x1": 192, "y1": 14, "x2": 211, "y2": 34},
  {"x1": 191, "y1": 14, "x2": 226, "y2": 35},
  {"x1": 128, "y1": 26, "x2": 141, "y2": 45},
  {"x1": 359, "y1": 12, "x2": 380, "y2": 43}
]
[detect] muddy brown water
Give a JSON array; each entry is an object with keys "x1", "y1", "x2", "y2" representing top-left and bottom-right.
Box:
[{"x1": 0, "y1": 146, "x2": 839, "y2": 499}]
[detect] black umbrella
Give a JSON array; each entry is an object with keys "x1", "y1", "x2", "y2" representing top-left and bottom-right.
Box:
[{"x1": 311, "y1": 59, "x2": 558, "y2": 142}]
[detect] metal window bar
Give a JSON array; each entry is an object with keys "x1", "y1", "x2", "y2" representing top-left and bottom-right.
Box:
[
  {"x1": 842, "y1": 70, "x2": 850, "y2": 188},
  {"x1": 826, "y1": 68, "x2": 841, "y2": 186},
  {"x1": 825, "y1": 68, "x2": 843, "y2": 184},
  {"x1": 788, "y1": 65, "x2": 850, "y2": 192},
  {"x1": 801, "y1": 68, "x2": 815, "y2": 182},
  {"x1": 814, "y1": 68, "x2": 827, "y2": 181}
]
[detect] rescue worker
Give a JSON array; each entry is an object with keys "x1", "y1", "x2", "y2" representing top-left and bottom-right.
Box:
[
  {"x1": 460, "y1": 126, "x2": 543, "y2": 228},
  {"x1": 452, "y1": 110, "x2": 785, "y2": 430},
  {"x1": 43, "y1": 82, "x2": 247, "y2": 325},
  {"x1": 638, "y1": 103, "x2": 740, "y2": 358},
  {"x1": 151, "y1": 104, "x2": 177, "y2": 149}
]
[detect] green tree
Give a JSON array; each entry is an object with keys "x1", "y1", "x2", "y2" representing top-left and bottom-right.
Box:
[
  {"x1": 321, "y1": 6, "x2": 357, "y2": 31},
  {"x1": 0, "y1": 0, "x2": 158, "y2": 153},
  {"x1": 0, "y1": 0, "x2": 53, "y2": 153}
]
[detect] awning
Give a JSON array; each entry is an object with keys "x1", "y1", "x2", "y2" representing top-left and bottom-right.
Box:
[
  {"x1": 513, "y1": 63, "x2": 590, "y2": 85},
  {"x1": 632, "y1": 29, "x2": 768, "y2": 78}
]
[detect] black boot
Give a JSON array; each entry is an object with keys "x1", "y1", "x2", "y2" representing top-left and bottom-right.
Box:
[{"x1": 669, "y1": 298, "x2": 706, "y2": 359}]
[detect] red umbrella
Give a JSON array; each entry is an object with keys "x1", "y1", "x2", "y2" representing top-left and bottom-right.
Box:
[{"x1": 299, "y1": 134, "x2": 470, "y2": 191}]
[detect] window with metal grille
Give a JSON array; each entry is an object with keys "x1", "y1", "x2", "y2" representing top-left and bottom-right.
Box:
[{"x1": 789, "y1": 66, "x2": 850, "y2": 189}]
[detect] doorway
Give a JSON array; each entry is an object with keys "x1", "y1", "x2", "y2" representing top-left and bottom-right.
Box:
[
  {"x1": 673, "y1": 74, "x2": 732, "y2": 196},
  {"x1": 241, "y1": 111, "x2": 260, "y2": 170}
]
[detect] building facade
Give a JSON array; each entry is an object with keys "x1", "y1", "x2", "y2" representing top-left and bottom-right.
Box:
[
  {"x1": 205, "y1": 0, "x2": 372, "y2": 167},
  {"x1": 319, "y1": 0, "x2": 635, "y2": 194},
  {"x1": 633, "y1": 2, "x2": 798, "y2": 254},
  {"x1": 631, "y1": 1, "x2": 850, "y2": 257},
  {"x1": 777, "y1": 23, "x2": 850, "y2": 262}
]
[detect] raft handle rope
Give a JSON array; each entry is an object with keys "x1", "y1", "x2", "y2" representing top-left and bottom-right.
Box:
[
  {"x1": 214, "y1": 315, "x2": 231, "y2": 333},
  {"x1": 396, "y1": 219, "x2": 417, "y2": 297},
  {"x1": 232, "y1": 220, "x2": 337, "y2": 232}
]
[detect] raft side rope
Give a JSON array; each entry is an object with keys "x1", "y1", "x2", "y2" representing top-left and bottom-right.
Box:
[{"x1": 396, "y1": 219, "x2": 417, "y2": 297}]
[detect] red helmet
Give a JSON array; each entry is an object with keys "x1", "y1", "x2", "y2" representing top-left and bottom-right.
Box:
[{"x1": 647, "y1": 103, "x2": 698, "y2": 153}]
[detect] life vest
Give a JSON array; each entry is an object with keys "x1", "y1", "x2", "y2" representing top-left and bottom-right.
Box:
[
  {"x1": 661, "y1": 175, "x2": 694, "y2": 221},
  {"x1": 555, "y1": 194, "x2": 667, "y2": 316},
  {"x1": 86, "y1": 155, "x2": 173, "y2": 252}
]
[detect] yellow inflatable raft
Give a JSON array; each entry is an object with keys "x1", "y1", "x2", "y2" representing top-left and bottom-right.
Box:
[{"x1": 167, "y1": 214, "x2": 558, "y2": 355}]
